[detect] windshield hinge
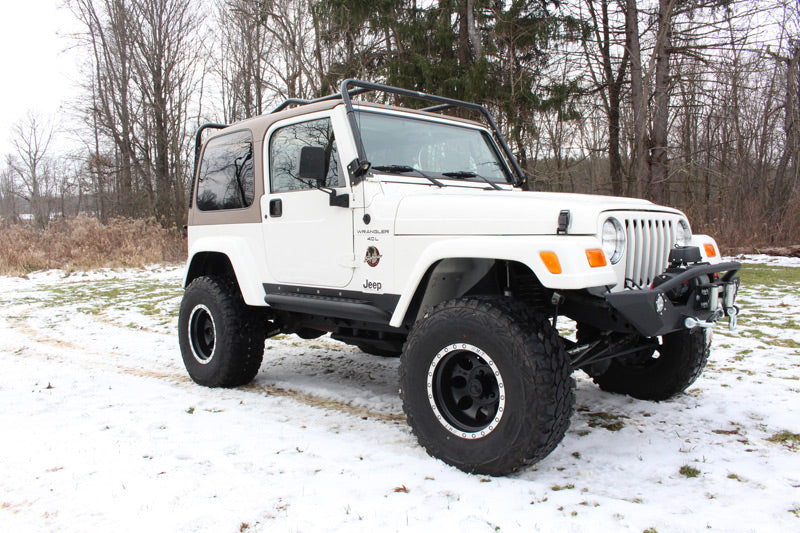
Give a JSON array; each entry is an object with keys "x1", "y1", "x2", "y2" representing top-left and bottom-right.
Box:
[
  {"x1": 557, "y1": 210, "x2": 571, "y2": 235},
  {"x1": 347, "y1": 158, "x2": 371, "y2": 185}
]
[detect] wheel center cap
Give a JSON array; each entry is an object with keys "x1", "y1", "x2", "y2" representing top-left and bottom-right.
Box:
[{"x1": 468, "y1": 378, "x2": 483, "y2": 396}]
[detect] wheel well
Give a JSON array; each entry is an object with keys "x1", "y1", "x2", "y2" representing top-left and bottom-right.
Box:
[
  {"x1": 185, "y1": 252, "x2": 237, "y2": 287},
  {"x1": 403, "y1": 259, "x2": 553, "y2": 325}
]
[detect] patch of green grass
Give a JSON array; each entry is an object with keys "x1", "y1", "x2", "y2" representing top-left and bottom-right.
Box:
[
  {"x1": 738, "y1": 328, "x2": 800, "y2": 349},
  {"x1": 738, "y1": 264, "x2": 800, "y2": 286},
  {"x1": 29, "y1": 277, "x2": 181, "y2": 326},
  {"x1": 587, "y1": 412, "x2": 627, "y2": 431},
  {"x1": 713, "y1": 427, "x2": 741, "y2": 435},
  {"x1": 767, "y1": 430, "x2": 800, "y2": 450},
  {"x1": 679, "y1": 465, "x2": 701, "y2": 478},
  {"x1": 727, "y1": 473, "x2": 743, "y2": 482},
  {"x1": 777, "y1": 338, "x2": 800, "y2": 349}
]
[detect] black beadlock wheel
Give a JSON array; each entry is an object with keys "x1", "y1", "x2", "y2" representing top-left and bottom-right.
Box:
[
  {"x1": 178, "y1": 276, "x2": 266, "y2": 387},
  {"x1": 579, "y1": 324, "x2": 711, "y2": 401},
  {"x1": 400, "y1": 297, "x2": 574, "y2": 476},
  {"x1": 187, "y1": 304, "x2": 216, "y2": 363}
]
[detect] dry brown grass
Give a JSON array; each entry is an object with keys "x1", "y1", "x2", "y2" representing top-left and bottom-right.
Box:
[{"x1": 0, "y1": 216, "x2": 186, "y2": 275}]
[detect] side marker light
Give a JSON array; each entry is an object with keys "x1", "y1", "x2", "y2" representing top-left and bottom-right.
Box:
[{"x1": 540, "y1": 252, "x2": 562, "y2": 274}]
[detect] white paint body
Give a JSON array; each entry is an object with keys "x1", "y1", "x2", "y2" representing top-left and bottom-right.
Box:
[{"x1": 187, "y1": 103, "x2": 720, "y2": 325}]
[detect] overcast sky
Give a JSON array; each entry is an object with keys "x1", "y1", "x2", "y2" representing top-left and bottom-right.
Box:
[
  {"x1": 0, "y1": 0, "x2": 82, "y2": 157},
  {"x1": 0, "y1": 1, "x2": 791, "y2": 161}
]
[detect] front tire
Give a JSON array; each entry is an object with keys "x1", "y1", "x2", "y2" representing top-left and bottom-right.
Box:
[
  {"x1": 583, "y1": 326, "x2": 710, "y2": 401},
  {"x1": 178, "y1": 276, "x2": 266, "y2": 387},
  {"x1": 400, "y1": 297, "x2": 574, "y2": 476}
]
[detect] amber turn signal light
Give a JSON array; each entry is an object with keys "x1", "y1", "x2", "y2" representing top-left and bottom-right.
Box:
[
  {"x1": 585, "y1": 248, "x2": 607, "y2": 268},
  {"x1": 704, "y1": 243, "x2": 717, "y2": 258},
  {"x1": 540, "y1": 252, "x2": 562, "y2": 274}
]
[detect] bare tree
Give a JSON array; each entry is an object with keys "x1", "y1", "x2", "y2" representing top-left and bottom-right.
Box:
[
  {"x1": 7, "y1": 113, "x2": 57, "y2": 227},
  {"x1": 213, "y1": 0, "x2": 272, "y2": 122},
  {"x1": 578, "y1": 0, "x2": 629, "y2": 195},
  {"x1": 70, "y1": 0, "x2": 203, "y2": 227},
  {"x1": 70, "y1": 0, "x2": 142, "y2": 216},
  {"x1": 771, "y1": 34, "x2": 800, "y2": 222},
  {"x1": 0, "y1": 164, "x2": 20, "y2": 221},
  {"x1": 128, "y1": 0, "x2": 203, "y2": 227}
]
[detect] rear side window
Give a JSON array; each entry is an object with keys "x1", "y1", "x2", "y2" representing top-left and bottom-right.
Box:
[
  {"x1": 196, "y1": 130, "x2": 255, "y2": 211},
  {"x1": 269, "y1": 118, "x2": 341, "y2": 193}
]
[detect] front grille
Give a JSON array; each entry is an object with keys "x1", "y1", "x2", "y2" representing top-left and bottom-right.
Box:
[{"x1": 623, "y1": 216, "x2": 678, "y2": 288}]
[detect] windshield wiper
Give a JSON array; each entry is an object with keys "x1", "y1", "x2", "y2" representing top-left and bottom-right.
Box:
[
  {"x1": 442, "y1": 170, "x2": 502, "y2": 190},
  {"x1": 372, "y1": 165, "x2": 443, "y2": 188},
  {"x1": 372, "y1": 164, "x2": 414, "y2": 172}
]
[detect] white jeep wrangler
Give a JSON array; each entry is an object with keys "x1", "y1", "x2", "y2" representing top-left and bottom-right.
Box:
[{"x1": 179, "y1": 80, "x2": 740, "y2": 475}]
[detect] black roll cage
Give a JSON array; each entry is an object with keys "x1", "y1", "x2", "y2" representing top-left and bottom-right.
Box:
[
  {"x1": 192, "y1": 79, "x2": 527, "y2": 204},
  {"x1": 274, "y1": 79, "x2": 526, "y2": 187}
]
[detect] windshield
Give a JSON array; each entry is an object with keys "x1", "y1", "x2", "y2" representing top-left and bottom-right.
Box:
[{"x1": 356, "y1": 111, "x2": 512, "y2": 184}]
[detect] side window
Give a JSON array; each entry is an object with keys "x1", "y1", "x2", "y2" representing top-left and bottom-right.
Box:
[
  {"x1": 270, "y1": 118, "x2": 341, "y2": 193},
  {"x1": 196, "y1": 130, "x2": 255, "y2": 211}
]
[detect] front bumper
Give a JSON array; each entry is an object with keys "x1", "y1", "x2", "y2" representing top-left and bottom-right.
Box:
[{"x1": 604, "y1": 260, "x2": 741, "y2": 337}]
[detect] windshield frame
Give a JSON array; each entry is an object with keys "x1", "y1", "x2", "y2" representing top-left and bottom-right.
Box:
[
  {"x1": 353, "y1": 106, "x2": 516, "y2": 186},
  {"x1": 338, "y1": 80, "x2": 526, "y2": 187}
]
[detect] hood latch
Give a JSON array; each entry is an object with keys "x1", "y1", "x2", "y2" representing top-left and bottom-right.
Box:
[{"x1": 557, "y1": 210, "x2": 571, "y2": 235}]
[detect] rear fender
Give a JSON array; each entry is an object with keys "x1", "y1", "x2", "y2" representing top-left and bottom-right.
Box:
[{"x1": 185, "y1": 228, "x2": 266, "y2": 306}]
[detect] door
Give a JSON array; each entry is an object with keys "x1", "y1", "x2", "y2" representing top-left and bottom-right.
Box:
[{"x1": 262, "y1": 115, "x2": 354, "y2": 288}]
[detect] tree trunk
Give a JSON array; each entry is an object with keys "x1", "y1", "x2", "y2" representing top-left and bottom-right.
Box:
[
  {"x1": 649, "y1": 0, "x2": 674, "y2": 205},
  {"x1": 625, "y1": 0, "x2": 648, "y2": 198},
  {"x1": 772, "y1": 43, "x2": 800, "y2": 220}
]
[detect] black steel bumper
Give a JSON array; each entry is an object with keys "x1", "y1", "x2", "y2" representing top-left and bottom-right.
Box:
[{"x1": 605, "y1": 261, "x2": 741, "y2": 337}]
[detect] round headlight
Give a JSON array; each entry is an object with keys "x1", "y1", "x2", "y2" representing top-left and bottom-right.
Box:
[
  {"x1": 602, "y1": 218, "x2": 625, "y2": 264},
  {"x1": 675, "y1": 220, "x2": 691, "y2": 247}
]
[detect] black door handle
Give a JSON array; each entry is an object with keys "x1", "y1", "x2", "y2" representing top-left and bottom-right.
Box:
[{"x1": 269, "y1": 198, "x2": 282, "y2": 217}]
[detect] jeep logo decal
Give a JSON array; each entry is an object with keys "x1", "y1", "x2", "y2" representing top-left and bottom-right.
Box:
[
  {"x1": 362, "y1": 279, "x2": 382, "y2": 291},
  {"x1": 364, "y1": 246, "x2": 382, "y2": 267}
]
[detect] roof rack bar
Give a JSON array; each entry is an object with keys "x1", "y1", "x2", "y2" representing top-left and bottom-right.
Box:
[
  {"x1": 270, "y1": 87, "x2": 373, "y2": 114},
  {"x1": 339, "y1": 79, "x2": 526, "y2": 186},
  {"x1": 271, "y1": 98, "x2": 311, "y2": 113},
  {"x1": 420, "y1": 103, "x2": 455, "y2": 112}
]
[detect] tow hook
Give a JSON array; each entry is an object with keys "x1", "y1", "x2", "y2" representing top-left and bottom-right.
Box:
[
  {"x1": 723, "y1": 281, "x2": 739, "y2": 331},
  {"x1": 684, "y1": 306, "x2": 739, "y2": 331},
  {"x1": 726, "y1": 306, "x2": 739, "y2": 331},
  {"x1": 684, "y1": 308, "x2": 724, "y2": 329}
]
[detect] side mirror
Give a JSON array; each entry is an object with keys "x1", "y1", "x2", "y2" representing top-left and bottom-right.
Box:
[{"x1": 298, "y1": 146, "x2": 327, "y2": 187}]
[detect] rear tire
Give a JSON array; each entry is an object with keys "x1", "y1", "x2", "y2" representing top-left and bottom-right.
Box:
[
  {"x1": 581, "y1": 325, "x2": 710, "y2": 401},
  {"x1": 178, "y1": 276, "x2": 266, "y2": 387},
  {"x1": 400, "y1": 297, "x2": 574, "y2": 476}
]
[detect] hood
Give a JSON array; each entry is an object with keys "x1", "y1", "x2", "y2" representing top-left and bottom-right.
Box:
[{"x1": 393, "y1": 190, "x2": 683, "y2": 236}]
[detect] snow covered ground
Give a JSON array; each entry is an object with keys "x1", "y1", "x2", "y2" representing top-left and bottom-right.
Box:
[{"x1": 1, "y1": 260, "x2": 798, "y2": 532}]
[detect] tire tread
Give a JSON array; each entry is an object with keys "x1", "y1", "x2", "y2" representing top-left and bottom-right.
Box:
[{"x1": 400, "y1": 297, "x2": 574, "y2": 475}]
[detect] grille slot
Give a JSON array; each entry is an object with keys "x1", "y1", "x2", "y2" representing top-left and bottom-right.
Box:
[{"x1": 623, "y1": 217, "x2": 676, "y2": 287}]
